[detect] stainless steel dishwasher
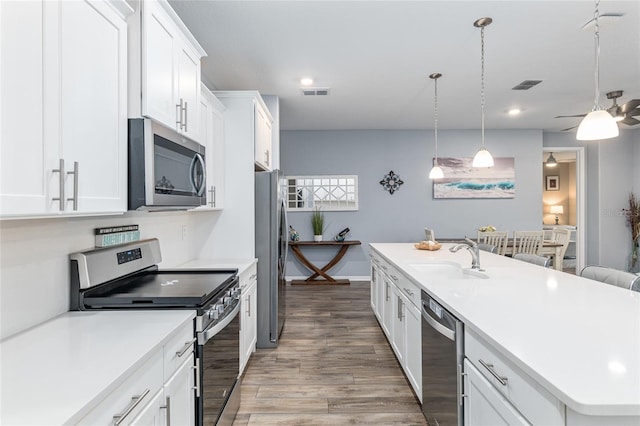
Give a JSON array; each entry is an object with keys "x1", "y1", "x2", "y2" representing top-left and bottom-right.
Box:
[{"x1": 421, "y1": 290, "x2": 464, "y2": 426}]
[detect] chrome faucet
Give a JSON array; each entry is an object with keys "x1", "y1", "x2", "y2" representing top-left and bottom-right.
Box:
[{"x1": 449, "y1": 236, "x2": 482, "y2": 270}]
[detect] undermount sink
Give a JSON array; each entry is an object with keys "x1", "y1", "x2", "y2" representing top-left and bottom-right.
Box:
[{"x1": 409, "y1": 262, "x2": 489, "y2": 280}]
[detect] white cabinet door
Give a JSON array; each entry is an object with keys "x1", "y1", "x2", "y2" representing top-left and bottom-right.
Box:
[
  {"x1": 163, "y1": 355, "x2": 196, "y2": 426},
  {"x1": 0, "y1": 0, "x2": 128, "y2": 216},
  {"x1": 141, "y1": 0, "x2": 203, "y2": 142},
  {"x1": 391, "y1": 285, "x2": 405, "y2": 364},
  {"x1": 370, "y1": 264, "x2": 379, "y2": 317},
  {"x1": 142, "y1": 1, "x2": 176, "y2": 129},
  {"x1": 0, "y1": 1, "x2": 50, "y2": 215},
  {"x1": 199, "y1": 84, "x2": 225, "y2": 210},
  {"x1": 404, "y1": 299, "x2": 422, "y2": 400},
  {"x1": 254, "y1": 101, "x2": 272, "y2": 171},
  {"x1": 240, "y1": 277, "x2": 257, "y2": 374},
  {"x1": 59, "y1": 0, "x2": 128, "y2": 213},
  {"x1": 464, "y1": 359, "x2": 530, "y2": 426}
]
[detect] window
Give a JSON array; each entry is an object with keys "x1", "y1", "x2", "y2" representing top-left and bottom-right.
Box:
[{"x1": 286, "y1": 175, "x2": 358, "y2": 211}]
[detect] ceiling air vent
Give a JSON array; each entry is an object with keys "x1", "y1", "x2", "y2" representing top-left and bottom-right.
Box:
[
  {"x1": 512, "y1": 80, "x2": 542, "y2": 90},
  {"x1": 301, "y1": 87, "x2": 330, "y2": 96}
]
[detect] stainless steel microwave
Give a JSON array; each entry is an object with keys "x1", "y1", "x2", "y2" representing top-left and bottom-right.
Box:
[{"x1": 128, "y1": 118, "x2": 206, "y2": 210}]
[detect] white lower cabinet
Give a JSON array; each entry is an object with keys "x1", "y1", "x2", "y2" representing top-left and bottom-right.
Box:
[
  {"x1": 464, "y1": 359, "x2": 530, "y2": 426},
  {"x1": 240, "y1": 262, "x2": 258, "y2": 374},
  {"x1": 78, "y1": 321, "x2": 196, "y2": 425},
  {"x1": 370, "y1": 251, "x2": 422, "y2": 399},
  {"x1": 465, "y1": 328, "x2": 565, "y2": 426}
]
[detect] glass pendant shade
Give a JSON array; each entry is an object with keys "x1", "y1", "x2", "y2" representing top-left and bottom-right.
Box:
[
  {"x1": 472, "y1": 147, "x2": 494, "y2": 168},
  {"x1": 576, "y1": 109, "x2": 619, "y2": 140},
  {"x1": 429, "y1": 165, "x2": 444, "y2": 179}
]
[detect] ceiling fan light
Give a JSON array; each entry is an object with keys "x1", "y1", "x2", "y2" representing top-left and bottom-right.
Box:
[
  {"x1": 472, "y1": 147, "x2": 494, "y2": 168},
  {"x1": 429, "y1": 165, "x2": 444, "y2": 179},
  {"x1": 576, "y1": 110, "x2": 619, "y2": 140}
]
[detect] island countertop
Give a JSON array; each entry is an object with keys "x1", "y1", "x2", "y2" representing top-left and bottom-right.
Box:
[{"x1": 370, "y1": 243, "x2": 640, "y2": 417}]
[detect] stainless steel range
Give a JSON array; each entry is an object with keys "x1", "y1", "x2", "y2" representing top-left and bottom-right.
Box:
[{"x1": 70, "y1": 238, "x2": 240, "y2": 426}]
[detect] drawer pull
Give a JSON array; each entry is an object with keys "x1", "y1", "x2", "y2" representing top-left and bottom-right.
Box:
[
  {"x1": 390, "y1": 274, "x2": 399, "y2": 282},
  {"x1": 381, "y1": 265, "x2": 388, "y2": 270},
  {"x1": 479, "y1": 359, "x2": 508, "y2": 386},
  {"x1": 403, "y1": 287, "x2": 414, "y2": 296},
  {"x1": 112, "y1": 388, "x2": 150, "y2": 425},
  {"x1": 192, "y1": 361, "x2": 201, "y2": 397},
  {"x1": 176, "y1": 338, "x2": 196, "y2": 358}
]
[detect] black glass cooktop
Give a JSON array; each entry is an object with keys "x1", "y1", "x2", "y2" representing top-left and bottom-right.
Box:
[{"x1": 83, "y1": 269, "x2": 237, "y2": 308}]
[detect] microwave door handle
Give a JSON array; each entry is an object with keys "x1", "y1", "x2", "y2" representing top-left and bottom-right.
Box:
[{"x1": 190, "y1": 153, "x2": 206, "y2": 197}]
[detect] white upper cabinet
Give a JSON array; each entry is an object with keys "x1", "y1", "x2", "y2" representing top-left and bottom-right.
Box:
[
  {"x1": 0, "y1": 0, "x2": 131, "y2": 217},
  {"x1": 196, "y1": 84, "x2": 226, "y2": 210},
  {"x1": 132, "y1": 0, "x2": 206, "y2": 143},
  {"x1": 254, "y1": 102, "x2": 273, "y2": 171}
]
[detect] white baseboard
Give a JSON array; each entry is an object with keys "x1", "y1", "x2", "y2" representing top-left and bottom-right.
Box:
[{"x1": 285, "y1": 275, "x2": 370, "y2": 282}]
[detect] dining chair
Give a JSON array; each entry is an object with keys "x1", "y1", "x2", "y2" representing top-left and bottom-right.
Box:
[
  {"x1": 580, "y1": 265, "x2": 640, "y2": 292},
  {"x1": 477, "y1": 243, "x2": 497, "y2": 254},
  {"x1": 549, "y1": 228, "x2": 572, "y2": 269},
  {"x1": 477, "y1": 231, "x2": 508, "y2": 256},
  {"x1": 513, "y1": 253, "x2": 551, "y2": 267},
  {"x1": 512, "y1": 231, "x2": 544, "y2": 255}
]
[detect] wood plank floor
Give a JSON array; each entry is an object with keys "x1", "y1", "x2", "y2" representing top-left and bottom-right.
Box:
[{"x1": 232, "y1": 281, "x2": 427, "y2": 425}]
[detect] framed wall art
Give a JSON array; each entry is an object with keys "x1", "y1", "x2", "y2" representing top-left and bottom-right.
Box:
[
  {"x1": 546, "y1": 175, "x2": 559, "y2": 191},
  {"x1": 433, "y1": 157, "x2": 515, "y2": 199}
]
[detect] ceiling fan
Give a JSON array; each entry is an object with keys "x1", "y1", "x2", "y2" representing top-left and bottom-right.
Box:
[{"x1": 556, "y1": 90, "x2": 640, "y2": 131}]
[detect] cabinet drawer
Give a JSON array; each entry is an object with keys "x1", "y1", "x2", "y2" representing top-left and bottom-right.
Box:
[
  {"x1": 465, "y1": 329, "x2": 565, "y2": 426},
  {"x1": 164, "y1": 319, "x2": 195, "y2": 380},
  {"x1": 78, "y1": 349, "x2": 163, "y2": 425},
  {"x1": 392, "y1": 273, "x2": 420, "y2": 309},
  {"x1": 239, "y1": 262, "x2": 258, "y2": 289}
]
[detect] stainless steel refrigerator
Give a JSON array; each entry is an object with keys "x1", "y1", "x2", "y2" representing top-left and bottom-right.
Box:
[{"x1": 255, "y1": 170, "x2": 288, "y2": 348}]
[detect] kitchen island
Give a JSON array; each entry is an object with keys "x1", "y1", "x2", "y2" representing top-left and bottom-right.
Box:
[{"x1": 370, "y1": 243, "x2": 640, "y2": 425}]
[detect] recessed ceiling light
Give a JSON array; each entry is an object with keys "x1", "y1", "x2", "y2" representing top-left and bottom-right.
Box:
[
  {"x1": 300, "y1": 77, "x2": 314, "y2": 86},
  {"x1": 508, "y1": 108, "x2": 522, "y2": 116}
]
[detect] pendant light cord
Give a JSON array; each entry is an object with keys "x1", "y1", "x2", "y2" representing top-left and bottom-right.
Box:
[
  {"x1": 480, "y1": 25, "x2": 486, "y2": 148},
  {"x1": 434, "y1": 77, "x2": 439, "y2": 164},
  {"x1": 593, "y1": 0, "x2": 601, "y2": 111}
]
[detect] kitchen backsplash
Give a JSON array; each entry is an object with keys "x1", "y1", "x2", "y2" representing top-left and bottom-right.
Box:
[{"x1": 0, "y1": 211, "x2": 204, "y2": 340}]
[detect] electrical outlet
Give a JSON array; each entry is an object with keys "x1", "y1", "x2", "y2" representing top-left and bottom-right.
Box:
[{"x1": 181, "y1": 225, "x2": 188, "y2": 240}]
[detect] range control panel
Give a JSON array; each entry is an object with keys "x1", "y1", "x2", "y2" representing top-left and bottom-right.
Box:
[{"x1": 117, "y1": 247, "x2": 143, "y2": 264}]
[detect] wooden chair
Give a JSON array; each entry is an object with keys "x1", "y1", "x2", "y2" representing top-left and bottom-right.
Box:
[
  {"x1": 477, "y1": 231, "x2": 508, "y2": 255},
  {"x1": 513, "y1": 253, "x2": 551, "y2": 267},
  {"x1": 512, "y1": 231, "x2": 544, "y2": 255},
  {"x1": 549, "y1": 228, "x2": 571, "y2": 269},
  {"x1": 580, "y1": 266, "x2": 640, "y2": 292}
]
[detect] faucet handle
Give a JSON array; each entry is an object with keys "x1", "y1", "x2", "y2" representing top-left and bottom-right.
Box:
[{"x1": 463, "y1": 236, "x2": 477, "y2": 247}]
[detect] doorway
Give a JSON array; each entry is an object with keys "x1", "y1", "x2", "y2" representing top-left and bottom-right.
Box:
[{"x1": 542, "y1": 148, "x2": 586, "y2": 273}]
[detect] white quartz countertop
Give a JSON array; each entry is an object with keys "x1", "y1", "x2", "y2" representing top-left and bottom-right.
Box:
[
  {"x1": 0, "y1": 310, "x2": 195, "y2": 425},
  {"x1": 370, "y1": 243, "x2": 640, "y2": 416}
]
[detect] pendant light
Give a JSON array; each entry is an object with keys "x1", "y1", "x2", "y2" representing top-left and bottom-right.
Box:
[
  {"x1": 545, "y1": 152, "x2": 558, "y2": 167},
  {"x1": 576, "y1": 0, "x2": 619, "y2": 140},
  {"x1": 472, "y1": 17, "x2": 494, "y2": 168},
  {"x1": 429, "y1": 73, "x2": 444, "y2": 179}
]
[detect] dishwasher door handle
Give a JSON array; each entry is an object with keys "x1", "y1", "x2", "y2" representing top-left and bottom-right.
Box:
[{"x1": 422, "y1": 305, "x2": 455, "y2": 341}]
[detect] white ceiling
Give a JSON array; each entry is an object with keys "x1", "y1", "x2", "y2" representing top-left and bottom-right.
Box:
[{"x1": 169, "y1": 1, "x2": 640, "y2": 132}]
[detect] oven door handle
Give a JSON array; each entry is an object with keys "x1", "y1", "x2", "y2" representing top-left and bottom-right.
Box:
[{"x1": 198, "y1": 302, "x2": 240, "y2": 345}]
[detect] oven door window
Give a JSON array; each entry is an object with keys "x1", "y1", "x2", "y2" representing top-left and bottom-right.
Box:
[{"x1": 154, "y1": 135, "x2": 205, "y2": 197}]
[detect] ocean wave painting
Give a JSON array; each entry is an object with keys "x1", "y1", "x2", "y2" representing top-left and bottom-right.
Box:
[{"x1": 433, "y1": 157, "x2": 515, "y2": 199}]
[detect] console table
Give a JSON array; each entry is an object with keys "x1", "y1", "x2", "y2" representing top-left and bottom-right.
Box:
[{"x1": 289, "y1": 240, "x2": 362, "y2": 285}]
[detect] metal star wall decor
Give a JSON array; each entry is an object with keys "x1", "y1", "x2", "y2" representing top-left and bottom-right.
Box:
[{"x1": 379, "y1": 170, "x2": 404, "y2": 194}]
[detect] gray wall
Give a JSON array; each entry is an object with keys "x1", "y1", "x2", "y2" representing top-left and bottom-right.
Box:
[{"x1": 281, "y1": 129, "x2": 543, "y2": 278}]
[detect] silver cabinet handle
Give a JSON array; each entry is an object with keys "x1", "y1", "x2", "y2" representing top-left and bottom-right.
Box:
[
  {"x1": 192, "y1": 361, "x2": 200, "y2": 397},
  {"x1": 176, "y1": 100, "x2": 182, "y2": 128},
  {"x1": 52, "y1": 158, "x2": 65, "y2": 211},
  {"x1": 479, "y1": 359, "x2": 508, "y2": 386},
  {"x1": 208, "y1": 186, "x2": 216, "y2": 207},
  {"x1": 403, "y1": 287, "x2": 414, "y2": 297},
  {"x1": 112, "y1": 388, "x2": 150, "y2": 425},
  {"x1": 160, "y1": 395, "x2": 171, "y2": 426},
  {"x1": 265, "y1": 150, "x2": 269, "y2": 166},
  {"x1": 390, "y1": 274, "x2": 399, "y2": 282},
  {"x1": 381, "y1": 264, "x2": 388, "y2": 271},
  {"x1": 385, "y1": 282, "x2": 390, "y2": 302},
  {"x1": 176, "y1": 338, "x2": 196, "y2": 358},
  {"x1": 397, "y1": 296, "x2": 404, "y2": 321},
  {"x1": 247, "y1": 294, "x2": 251, "y2": 316},
  {"x1": 67, "y1": 161, "x2": 78, "y2": 211},
  {"x1": 183, "y1": 100, "x2": 188, "y2": 132}
]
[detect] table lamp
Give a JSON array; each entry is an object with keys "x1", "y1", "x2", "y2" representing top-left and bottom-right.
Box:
[{"x1": 550, "y1": 205, "x2": 564, "y2": 225}]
